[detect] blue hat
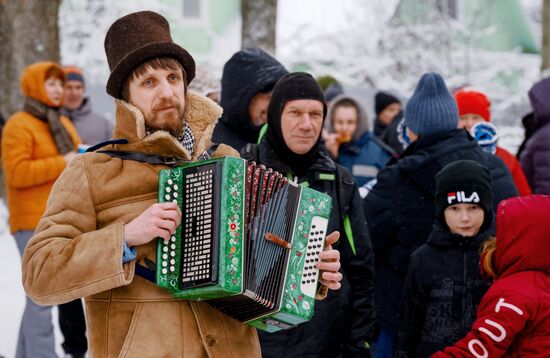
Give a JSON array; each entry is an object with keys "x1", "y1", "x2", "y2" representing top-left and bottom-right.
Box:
[{"x1": 405, "y1": 72, "x2": 458, "y2": 136}]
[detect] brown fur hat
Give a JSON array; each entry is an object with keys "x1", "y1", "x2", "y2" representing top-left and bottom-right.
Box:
[{"x1": 104, "y1": 11, "x2": 196, "y2": 99}]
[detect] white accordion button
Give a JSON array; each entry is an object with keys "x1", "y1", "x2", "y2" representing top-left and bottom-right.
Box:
[
  {"x1": 163, "y1": 246, "x2": 168, "y2": 253},
  {"x1": 165, "y1": 194, "x2": 170, "y2": 200},
  {"x1": 173, "y1": 192, "x2": 178, "y2": 198},
  {"x1": 162, "y1": 261, "x2": 167, "y2": 267},
  {"x1": 162, "y1": 254, "x2": 168, "y2": 260},
  {"x1": 168, "y1": 179, "x2": 173, "y2": 185},
  {"x1": 166, "y1": 187, "x2": 171, "y2": 193},
  {"x1": 162, "y1": 268, "x2": 167, "y2": 275},
  {"x1": 171, "y1": 243, "x2": 176, "y2": 250},
  {"x1": 170, "y1": 259, "x2": 175, "y2": 265},
  {"x1": 171, "y1": 235, "x2": 176, "y2": 242},
  {"x1": 170, "y1": 266, "x2": 175, "y2": 272},
  {"x1": 173, "y1": 184, "x2": 179, "y2": 190}
]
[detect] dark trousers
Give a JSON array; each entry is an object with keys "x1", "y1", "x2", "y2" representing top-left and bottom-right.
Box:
[{"x1": 58, "y1": 299, "x2": 88, "y2": 356}]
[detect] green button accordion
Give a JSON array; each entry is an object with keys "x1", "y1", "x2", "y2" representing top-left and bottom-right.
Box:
[{"x1": 155, "y1": 156, "x2": 332, "y2": 332}]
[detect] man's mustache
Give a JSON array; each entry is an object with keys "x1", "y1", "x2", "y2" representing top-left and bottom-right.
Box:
[{"x1": 153, "y1": 99, "x2": 182, "y2": 113}]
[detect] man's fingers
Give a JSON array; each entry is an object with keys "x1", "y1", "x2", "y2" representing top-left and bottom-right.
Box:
[
  {"x1": 157, "y1": 219, "x2": 176, "y2": 235},
  {"x1": 319, "y1": 249, "x2": 340, "y2": 261},
  {"x1": 321, "y1": 271, "x2": 342, "y2": 282},
  {"x1": 317, "y1": 261, "x2": 340, "y2": 273},
  {"x1": 319, "y1": 278, "x2": 342, "y2": 291},
  {"x1": 156, "y1": 201, "x2": 181, "y2": 214},
  {"x1": 324, "y1": 231, "x2": 340, "y2": 248},
  {"x1": 155, "y1": 227, "x2": 171, "y2": 243},
  {"x1": 159, "y1": 209, "x2": 181, "y2": 225}
]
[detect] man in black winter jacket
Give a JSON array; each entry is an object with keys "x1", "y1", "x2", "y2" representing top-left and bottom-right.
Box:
[
  {"x1": 242, "y1": 72, "x2": 375, "y2": 357},
  {"x1": 363, "y1": 73, "x2": 518, "y2": 357},
  {"x1": 212, "y1": 47, "x2": 288, "y2": 152}
]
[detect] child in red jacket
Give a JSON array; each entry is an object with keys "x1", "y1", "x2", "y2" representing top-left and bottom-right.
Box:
[
  {"x1": 432, "y1": 195, "x2": 550, "y2": 357},
  {"x1": 454, "y1": 89, "x2": 532, "y2": 196}
]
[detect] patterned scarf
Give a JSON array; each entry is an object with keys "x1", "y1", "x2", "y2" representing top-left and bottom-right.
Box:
[
  {"x1": 179, "y1": 125, "x2": 195, "y2": 155},
  {"x1": 145, "y1": 124, "x2": 195, "y2": 155},
  {"x1": 23, "y1": 97, "x2": 74, "y2": 154}
]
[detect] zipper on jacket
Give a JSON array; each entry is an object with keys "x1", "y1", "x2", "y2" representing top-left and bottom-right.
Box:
[{"x1": 460, "y1": 242, "x2": 467, "y2": 332}]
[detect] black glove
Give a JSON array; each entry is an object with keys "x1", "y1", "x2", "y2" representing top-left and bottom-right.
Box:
[{"x1": 343, "y1": 340, "x2": 371, "y2": 358}]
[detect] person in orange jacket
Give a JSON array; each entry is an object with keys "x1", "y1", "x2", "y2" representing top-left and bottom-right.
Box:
[
  {"x1": 454, "y1": 89, "x2": 531, "y2": 196},
  {"x1": 1, "y1": 61, "x2": 80, "y2": 358}
]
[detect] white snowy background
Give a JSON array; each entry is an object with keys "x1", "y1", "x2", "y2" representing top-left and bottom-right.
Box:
[{"x1": 0, "y1": 0, "x2": 543, "y2": 356}]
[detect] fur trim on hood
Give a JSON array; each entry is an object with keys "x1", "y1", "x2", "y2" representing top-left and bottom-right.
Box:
[{"x1": 108, "y1": 90, "x2": 232, "y2": 160}]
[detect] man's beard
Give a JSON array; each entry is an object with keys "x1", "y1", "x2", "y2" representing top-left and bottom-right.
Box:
[{"x1": 144, "y1": 99, "x2": 185, "y2": 138}]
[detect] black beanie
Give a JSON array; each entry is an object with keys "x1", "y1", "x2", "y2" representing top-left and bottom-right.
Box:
[
  {"x1": 265, "y1": 72, "x2": 327, "y2": 176},
  {"x1": 435, "y1": 160, "x2": 493, "y2": 233},
  {"x1": 375, "y1": 91, "x2": 400, "y2": 115}
]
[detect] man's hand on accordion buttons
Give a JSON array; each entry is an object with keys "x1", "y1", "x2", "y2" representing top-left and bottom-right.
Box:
[
  {"x1": 317, "y1": 231, "x2": 342, "y2": 290},
  {"x1": 123, "y1": 202, "x2": 182, "y2": 247}
]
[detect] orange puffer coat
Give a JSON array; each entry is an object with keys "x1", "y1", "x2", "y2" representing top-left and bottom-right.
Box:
[{"x1": 2, "y1": 61, "x2": 80, "y2": 233}]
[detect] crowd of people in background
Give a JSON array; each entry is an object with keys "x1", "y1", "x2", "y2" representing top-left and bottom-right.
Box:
[{"x1": 1, "y1": 9, "x2": 549, "y2": 358}]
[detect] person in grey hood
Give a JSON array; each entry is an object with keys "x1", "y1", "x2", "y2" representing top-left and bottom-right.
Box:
[
  {"x1": 62, "y1": 67, "x2": 113, "y2": 147},
  {"x1": 323, "y1": 95, "x2": 394, "y2": 186},
  {"x1": 212, "y1": 47, "x2": 288, "y2": 152}
]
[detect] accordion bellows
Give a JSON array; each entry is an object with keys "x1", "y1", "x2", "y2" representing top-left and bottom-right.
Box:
[{"x1": 156, "y1": 156, "x2": 332, "y2": 332}]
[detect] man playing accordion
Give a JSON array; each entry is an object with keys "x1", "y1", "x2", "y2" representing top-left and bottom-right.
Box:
[{"x1": 21, "y1": 10, "x2": 343, "y2": 358}]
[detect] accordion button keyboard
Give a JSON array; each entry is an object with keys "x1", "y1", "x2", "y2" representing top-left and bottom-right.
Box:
[
  {"x1": 301, "y1": 216, "x2": 329, "y2": 298},
  {"x1": 179, "y1": 166, "x2": 216, "y2": 287}
]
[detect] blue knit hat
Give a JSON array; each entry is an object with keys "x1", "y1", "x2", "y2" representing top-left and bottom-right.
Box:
[{"x1": 405, "y1": 72, "x2": 458, "y2": 136}]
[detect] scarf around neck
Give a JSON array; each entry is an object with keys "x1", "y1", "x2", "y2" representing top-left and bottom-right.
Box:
[{"x1": 23, "y1": 97, "x2": 74, "y2": 155}]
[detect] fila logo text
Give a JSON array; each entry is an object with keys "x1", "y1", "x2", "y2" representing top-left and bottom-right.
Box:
[{"x1": 447, "y1": 191, "x2": 480, "y2": 204}]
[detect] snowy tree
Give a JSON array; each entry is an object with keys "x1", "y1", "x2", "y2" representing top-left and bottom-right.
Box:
[
  {"x1": 0, "y1": 0, "x2": 62, "y2": 117},
  {"x1": 277, "y1": 0, "x2": 541, "y2": 153},
  {"x1": 242, "y1": 0, "x2": 278, "y2": 53}
]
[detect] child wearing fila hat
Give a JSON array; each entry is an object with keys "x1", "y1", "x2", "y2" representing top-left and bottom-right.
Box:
[{"x1": 396, "y1": 160, "x2": 494, "y2": 357}]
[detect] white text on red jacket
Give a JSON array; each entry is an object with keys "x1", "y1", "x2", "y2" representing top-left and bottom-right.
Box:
[{"x1": 467, "y1": 298, "x2": 524, "y2": 358}]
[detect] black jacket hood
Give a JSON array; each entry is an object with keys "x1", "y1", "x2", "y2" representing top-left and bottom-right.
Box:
[{"x1": 219, "y1": 47, "x2": 288, "y2": 137}]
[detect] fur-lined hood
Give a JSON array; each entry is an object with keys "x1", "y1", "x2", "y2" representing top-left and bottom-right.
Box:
[{"x1": 106, "y1": 90, "x2": 228, "y2": 160}]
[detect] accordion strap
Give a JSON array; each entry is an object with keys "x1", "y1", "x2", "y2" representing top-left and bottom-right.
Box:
[
  {"x1": 135, "y1": 263, "x2": 156, "y2": 283},
  {"x1": 96, "y1": 150, "x2": 190, "y2": 166},
  {"x1": 95, "y1": 143, "x2": 220, "y2": 166}
]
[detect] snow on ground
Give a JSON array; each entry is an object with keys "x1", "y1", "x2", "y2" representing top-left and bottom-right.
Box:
[{"x1": 0, "y1": 200, "x2": 65, "y2": 358}]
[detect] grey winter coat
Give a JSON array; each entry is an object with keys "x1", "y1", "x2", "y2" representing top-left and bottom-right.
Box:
[{"x1": 62, "y1": 98, "x2": 113, "y2": 146}]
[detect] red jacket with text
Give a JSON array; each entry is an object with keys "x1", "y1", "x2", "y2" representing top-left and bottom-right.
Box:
[{"x1": 432, "y1": 195, "x2": 550, "y2": 357}]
